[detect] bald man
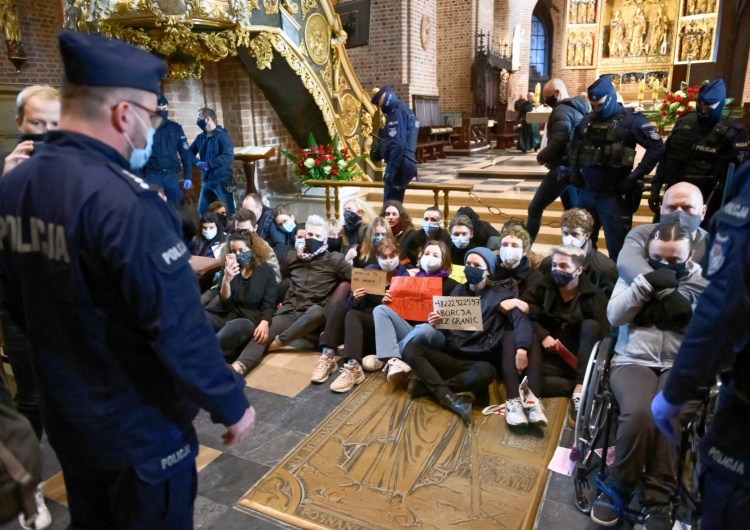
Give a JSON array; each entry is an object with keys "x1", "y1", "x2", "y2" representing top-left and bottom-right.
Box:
[
  {"x1": 617, "y1": 182, "x2": 709, "y2": 300},
  {"x1": 526, "y1": 79, "x2": 590, "y2": 241}
]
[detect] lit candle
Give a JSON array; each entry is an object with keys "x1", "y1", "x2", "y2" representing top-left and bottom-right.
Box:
[
  {"x1": 638, "y1": 80, "x2": 645, "y2": 101},
  {"x1": 652, "y1": 79, "x2": 659, "y2": 100},
  {"x1": 534, "y1": 83, "x2": 541, "y2": 106}
]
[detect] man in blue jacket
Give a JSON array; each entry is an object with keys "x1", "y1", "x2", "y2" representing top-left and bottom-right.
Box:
[
  {"x1": 569, "y1": 75, "x2": 665, "y2": 262},
  {"x1": 190, "y1": 107, "x2": 236, "y2": 217},
  {"x1": 0, "y1": 32, "x2": 255, "y2": 529},
  {"x1": 370, "y1": 85, "x2": 418, "y2": 203}
]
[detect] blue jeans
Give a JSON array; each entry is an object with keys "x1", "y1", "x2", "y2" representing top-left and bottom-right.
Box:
[
  {"x1": 527, "y1": 168, "x2": 577, "y2": 241},
  {"x1": 576, "y1": 189, "x2": 631, "y2": 262},
  {"x1": 372, "y1": 305, "x2": 445, "y2": 359},
  {"x1": 198, "y1": 180, "x2": 236, "y2": 218},
  {"x1": 143, "y1": 170, "x2": 182, "y2": 207}
]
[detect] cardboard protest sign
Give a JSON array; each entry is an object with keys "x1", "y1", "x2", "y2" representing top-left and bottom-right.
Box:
[
  {"x1": 387, "y1": 277, "x2": 442, "y2": 322},
  {"x1": 432, "y1": 296, "x2": 483, "y2": 331},
  {"x1": 351, "y1": 268, "x2": 388, "y2": 295}
]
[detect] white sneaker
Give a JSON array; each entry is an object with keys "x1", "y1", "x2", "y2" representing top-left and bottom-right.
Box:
[
  {"x1": 385, "y1": 358, "x2": 411, "y2": 386},
  {"x1": 505, "y1": 398, "x2": 528, "y2": 426},
  {"x1": 362, "y1": 355, "x2": 385, "y2": 372},
  {"x1": 527, "y1": 400, "x2": 548, "y2": 427},
  {"x1": 568, "y1": 392, "x2": 581, "y2": 428},
  {"x1": 19, "y1": 483, "x2": 52, "y2": 530}
]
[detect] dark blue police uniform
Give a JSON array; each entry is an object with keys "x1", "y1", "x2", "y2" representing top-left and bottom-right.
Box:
[
  {"x1": 370, "y1": 85, "x2": 418, "y2": 203},
  {"x1": 656, "y1": 162, "x2": 750, "y2": 530},
  {"x1": 190, "y1": 125, "x2": 236, "y2": 217},
  {"x1": 569, "y1": 75, "x2": 664, "y2": 262},
  {"x1": 142, "y1": 102, "x2": 192, "y2": 206},
  {"x1": 0, "y1": 32, "x2": 250, "y2": 530}
]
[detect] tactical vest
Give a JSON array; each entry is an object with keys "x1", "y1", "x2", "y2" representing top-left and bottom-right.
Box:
[
  {"x1": 576, "y1": 109, "x2": 636, "y2": 169},
  {"x1": 666, "y1": 113, "x2": 736, "y2": 190}
]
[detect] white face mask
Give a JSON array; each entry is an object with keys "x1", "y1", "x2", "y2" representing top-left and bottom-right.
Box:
[
  {"x1": 420, "y1": 255, "x2": 442, "y2": 274},
  {"x1": 500, "y1": 247, "x2": 524, "y2": 269},
  {"x1": 378, "y1": 256, "x2": 400, "y2": 272},
  {"x1": 562, "y1": 234, "x2": 586, "y2": 248},
  {"x1": 451, "y1": 235, "x2": 470, "y2": 249},
  {"x1": 202, "y1": 228, "x2": 217, "y2": 240}
]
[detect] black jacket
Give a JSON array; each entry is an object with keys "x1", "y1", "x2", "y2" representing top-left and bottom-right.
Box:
[
  {"x1": 401, "y1": 227, "x2": 452, "y2": 267},
  {"x1": 208, "y1": 263, "x2": 277, "y2": 324},
  {"x1": 536, "y1": 96, "x2": 589, "y2": 168},
  {"x1": 189, "y1": 126, "x2": 234, "y2": 182},
  {"x1": 456, "y1": 206, "x2": 500, "y2": 247},
  {"x1": 539, "y1": 245, "x2": 618, "y2": 298},
  {"x1": 490, "y1": 256, "x2": 543, "y2": 297}
]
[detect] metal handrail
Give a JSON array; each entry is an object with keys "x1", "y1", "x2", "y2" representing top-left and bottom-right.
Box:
[{"x1": 304, "y1": 179, "x2": 474, "y2": 227}]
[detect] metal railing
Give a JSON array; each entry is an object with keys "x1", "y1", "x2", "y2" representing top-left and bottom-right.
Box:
[{"x1": 304, "y1": 180, "x2": 474, "y2": 228}]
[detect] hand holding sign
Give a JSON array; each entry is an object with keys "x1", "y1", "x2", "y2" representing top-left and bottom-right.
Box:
[
  {"x1": 432, "y1": 296, "x2": 483, "y2": 331},
  {"x1": 387, "y1": 277, "x2": 442, "y2": 322},
  {"x1": 351, "y1": 268, "x2": 388, "y2": 295}
]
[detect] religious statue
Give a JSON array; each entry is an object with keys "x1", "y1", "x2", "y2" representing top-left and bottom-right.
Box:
[
  {"x1": 569, "y1": 0, "x2": 577, "y2": 25},
  {"x1": 697, "y1": 0, "x2": 709, "y2": 13},
  {"x1": 629, "y1": 8, "x2": 647, "y2": 56},
  {"x1": 1, "y1": 0, "x2": 22, "y2": 42},
  {"x1": 700, "y1": 26, "x2": 712, "y2": 60},
  {"x1": 587, "y1": 0, "x2": 596, "y2": 24},
  {"x1": 64, "y1": 0, "x2": 82, "y2": 31},
  {"x1": 583, "y1": 33, "x2": 593, "y2": 66},
  {"x1": 609, "y1": 9, "x2": 625, "y2": 58},
  {"x1": 649, "y1": 6, "x2": 669, "y2": 56},
  {"x1": 687, "y1": 0, "x2": 697, "y2": 15},
  {"x1": 577, "y1": 0, "x2": 586, "y2": 24},
  {"x1": 575, "y1": 34, "x2": 585, "y2": 66},
  {"x1": 567, "y1": 33, "x2": 576, "y2": 66}
]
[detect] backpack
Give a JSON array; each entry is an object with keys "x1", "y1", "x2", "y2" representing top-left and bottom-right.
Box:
[{"x1": 0, "y1": 403, "x2": 41, "y2": 523}]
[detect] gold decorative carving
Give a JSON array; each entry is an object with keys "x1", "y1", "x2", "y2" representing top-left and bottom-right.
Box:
[
  {"x1": 264, "y1": 0, "x2": 279, "y2": 15},
  {"x1": 299, "y1": 39, "x2": 308, "y2": 56},
  {"x1": 321, "y1": 61, "x2": 333, "y2": 93},
  {"x1": 282, "y1": 0, "x2": 298, "y2": 16},
  {"x1": 300, "y1": 0, "x2": 317, "y2": 20},
  {"x1": 248, "y1": 32, "x2": 274, "y2": 70},
  {"x1": 337, "y1": 72, "x2": 350, "y2": 95},
  {"x1": 345, "y1": 135, "x2": 361, "y2": 157},
  {"x1": 304, "y1": 12, "x2": 329, "y2": 65},
  {"x1": 340, "y1": 93, "x2": 359, "y2": 136},
  {"x1": 0, "y1": 0, "x2": 26, "y2": 71},
  {"x1": 361, "y1": 109, "x2": 373, "y2": 154}
]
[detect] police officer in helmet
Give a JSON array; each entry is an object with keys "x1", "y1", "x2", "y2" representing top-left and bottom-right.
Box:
[
  {"x1": 141, "y1": 92, "x2": 193, "y2": 206},
  {"x1": 569, "y1": 75, "x2": 665, "y2": 262},
  {"x1": 652, "y1": 160, "x2": 750, "y2": 530},
  {"x1": 370, "y1": 85, "x2": 418, "y2": 204},
  {"x1": 650, "y1": 78, "x2": 748, "y2": 227},
  {"x1": 0, "y1": 32, "x2": 255, "y2": 529}
]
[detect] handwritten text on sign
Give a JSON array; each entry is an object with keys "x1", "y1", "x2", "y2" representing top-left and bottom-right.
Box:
[
  {"x1": 433, "y1": 296, "x2": 483, "y2": 331},
  {"x1": 351, "y1": 268, "x2": 388, "y2": 295},
  {"x1": 387, "y1": 276, "x2": 442, "y2": 322}
]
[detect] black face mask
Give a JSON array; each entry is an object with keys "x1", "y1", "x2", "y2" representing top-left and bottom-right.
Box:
[
  {"x1": 544, "y1": 95, "x2": 558, "y2": 107},
  {"x1": 305, "y1": 238, "x2": 325, "y2": 254},
  {"x1": 158, "y1": 109, "x2": 169, "y2": 122},
  {"x1": 648, "y1": 257, "x2": 689, "y2": 279},
  {"x1": 235, "y1": 250, "x2": 252, "y2": 267},
  {"x1": 343, "y1": 210, "x2": 362, "y2": 229},
  {"x1": 18, "y1": 133, "x2": 45, "y2": 143},
  {"x1": 327, "y1": 237, "x2": 342, "y2": 252},
  {"x1": 217, "y1": 213, "x2": 228, "y2": 228},
  {"x1": 197, "y1": 118, "x2": 207, "y2": 131},
  {"x1": 551, "y1": 269, "x2": 575, "y2": 287}
]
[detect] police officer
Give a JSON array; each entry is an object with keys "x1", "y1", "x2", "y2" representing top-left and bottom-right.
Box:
[
  {"x1": 652, "y1": 161, "x2": 750, "y2": 530},
  {"x1": 0, "y1": 32, "x2": 255, "y2": 529},
  {"x1": 650, "y1": 78, "x2": 748, "y2": 227},
  {"x1": 569, "y1": 75, "x2": 665, "y2": 262},
  {"x1": 141, "y1": 92, "x2": 193, "y2": 206},
  {"x1": 191, "y1": 107, "x2": 236, "y2": 218},
  {"x1": 370, "y1": 85, "x2": 418, "y2": 203}
]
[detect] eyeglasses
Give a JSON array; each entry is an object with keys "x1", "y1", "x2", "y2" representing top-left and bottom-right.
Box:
[
  {"x1": 236, "y1": 229, "x2": 253, "y2": 236},
  {"x1": 115, "y1": 100, "x2": 164, "y2": 129}
]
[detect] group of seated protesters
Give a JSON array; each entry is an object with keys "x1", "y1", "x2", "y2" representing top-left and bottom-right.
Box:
[{"x1": 178, "y1": 182, "x2": 711, "y2": 527}]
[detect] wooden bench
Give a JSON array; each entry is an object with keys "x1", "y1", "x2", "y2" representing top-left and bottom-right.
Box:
[
  {"x1": 412, "y1": 95, "x2": 451, "y2": 163},
  {"x1": 453, "y1": 117, "x2": 490, "y2": 150}
]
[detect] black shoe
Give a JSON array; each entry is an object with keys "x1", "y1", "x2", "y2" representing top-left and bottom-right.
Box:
[
  {"x1": 406, "y1": 376, "x2": 429, "y2": 398},
  {"x1": 591, "y1": 492, "x2": 621, "y2": 527},
  {"x1": 438, "y1": 393, "x2": 473, "y2": 424},
  {"x1": 643, "y1": 504, "x2": 672, "y2": 530}
]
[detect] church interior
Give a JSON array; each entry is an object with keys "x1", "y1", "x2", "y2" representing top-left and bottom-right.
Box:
[{"x1": 2, "y1": 1, "x2": 750, "y2": 529}]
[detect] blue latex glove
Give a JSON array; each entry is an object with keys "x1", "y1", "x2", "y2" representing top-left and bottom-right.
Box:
[
  {"x1": 651, "y1": 391, "x2": 683, "y2": 443},
  {"x1": 196, "y1": 161, "x2": 208, "y2": 170},
  {"x1": 182, "y1": 179, "x2": 192, "y2": 190}
]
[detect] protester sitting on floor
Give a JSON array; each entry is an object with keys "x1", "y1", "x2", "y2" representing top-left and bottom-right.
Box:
[
  {"x1": 345, "y1": 217, "x2": 393, "y2": 268},
  {"x1": 268, "y1": 205, "x2": 298, "y2": 249},
  {"x1": 401, "y1": 248, "x2": 546, "y2": 427},
  {"x1": 204, "y1": 233, "x2": 277, "y2": 365},
  {"x1": 312, "y1": 238, "x2": 411, "y2": 393},
  {"x1": 342, "y1": 197, "x2": 375, "y2": 248},
  {"x1": 592, "y1": 223, "x2": 708, "y2": 529},
  {"x1": 208, "y1": 200, "x2": 229, "y2": 228},
  {"x1": 491, "y1": 224, "x2": 543, "y2": 297},
  {"x1": 521, "y1": 245, "x2": 608, "y2": 423},
  {"x1": 448, "y1": 214, "x2": 477, "y2": 266},
  {"x1": 540, "y1": 208, "x2": 618, "y2": 297},
  {"x1": 326, "y1": 218, "x2": 346, "y2": 253},
  {"x1": 455, "y1": 205, "x2": 501, "y2": 250},
  {"x1": 233, "y1": 208, "x2": 282, "y2": 283},
  {"x1": 231, "y1": 215, "x2": 351, "y2": 375},
  {"x1": 242, "y1": 192, "x2": 275, "y2": 242},
  {"x1": 189, "y1": 212, "x2": 225, "y2": 259},
  {"x1": 380, "y1": 200, "x2": 415, "y2": 251},
  {"x1": 617, "y1": 182, "x2": 709, "y2": 302},
  {"x1": 366, "y1": 240, "x2": 458, "y2": 380},
  {"x1": 401, "y1": 205, "x2": 452, "y2": 267}
]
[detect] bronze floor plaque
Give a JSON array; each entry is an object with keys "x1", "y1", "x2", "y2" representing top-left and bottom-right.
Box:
[{"x1": 240, "y1": 373, "x2": 566, "y2": 529}]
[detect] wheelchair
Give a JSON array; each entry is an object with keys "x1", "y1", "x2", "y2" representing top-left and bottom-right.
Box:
[{"x1": 571, "y1": 335, "x2": 718, "y2": 528}]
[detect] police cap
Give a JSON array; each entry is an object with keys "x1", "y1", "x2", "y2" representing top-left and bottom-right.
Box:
[
  {"x1": 157, "y1": 92, "x2": 168, "y2": 106},
  {"x1": 59, "y1": 32, "x2": 166, "y2": 95},
  {"x1": 370, "y1": 85, "x2": 395, "y2": 106},
  {"x1": 697, "y1": 78, "x2": 726, "y2": 106}
]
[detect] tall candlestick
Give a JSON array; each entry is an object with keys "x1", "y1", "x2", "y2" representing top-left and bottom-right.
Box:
[
  {"x1": 638, "y1": 80, "x2": 645, "y2": 101},
  {"x1": 534, "y1": 82, "x2": 540, "y2": 106},
  {"x1": 652, "y1": 79, "x2": 659, "y2": 100}
]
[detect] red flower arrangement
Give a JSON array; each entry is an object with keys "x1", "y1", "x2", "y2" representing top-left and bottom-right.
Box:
[
  {"x1": 281, "y1": 133, "x2": 368, "y2": 182},
  {"x1": 658, "y1": 81, "x2": 704, "y2": 126}
]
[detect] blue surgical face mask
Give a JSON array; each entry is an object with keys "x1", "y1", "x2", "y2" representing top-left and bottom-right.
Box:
[
  {"x1": 451, "y1": 235, "x2": 470, "y2": 249},
  {"x1": 124, "y1": 109, "x2": 155, "y2": 170},
  {"x1": 423, "y1": 221, "x2": 440, "y2": 234},
  {"x1": 294, "y1": 237, "x2": 306, "y2": 249},
  {"x1": 372, "y1": 234, "x2": 385, "y2": 246},
  {"x1": 282, "y1": 219, "x2": 296, "y2": 233}
]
